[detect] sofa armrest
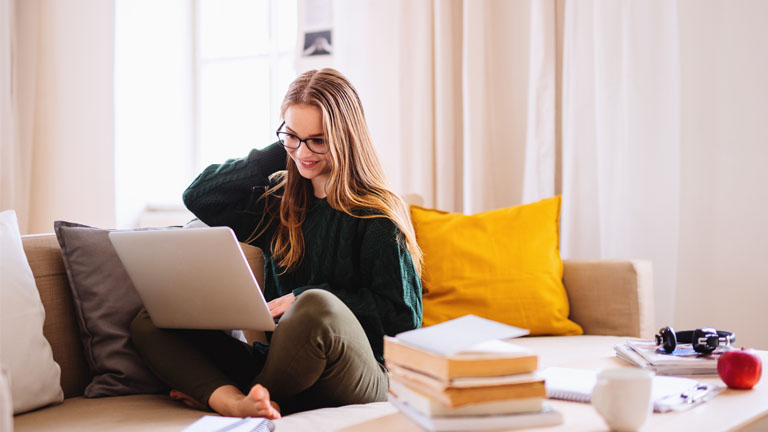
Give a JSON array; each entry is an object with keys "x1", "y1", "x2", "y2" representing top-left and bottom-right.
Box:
[{"x1": 563, "y1": 260, "x2": 654, "y2": 338}]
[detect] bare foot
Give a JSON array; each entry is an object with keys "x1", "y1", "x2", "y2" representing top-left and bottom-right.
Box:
[
  {"x1": 234, "y1": 384, "x2": 281, "y2": 419},
  {"x1": 169, "y1": 389, "x2": 208, "y2": 411}
]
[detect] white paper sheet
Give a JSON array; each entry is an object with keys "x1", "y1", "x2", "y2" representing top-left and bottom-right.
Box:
[
  {"x1": 181, "y1": 415, "x2": 274, "y2": 432},
  {"x1": 395, "y1": 315, "x2": 529, "y2": 356}
]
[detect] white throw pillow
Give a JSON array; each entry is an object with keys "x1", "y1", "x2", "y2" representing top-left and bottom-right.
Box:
[
  {"x1": 0, "y1": 210, "x2": 63, "y2": 413},
  {"x1": 1, "y1": 368, "x2": 12, "y2": 430}
]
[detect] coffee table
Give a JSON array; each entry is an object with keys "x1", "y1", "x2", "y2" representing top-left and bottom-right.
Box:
[{"x1": 341, "y1": 336, "x2": 768, "y2": 431}]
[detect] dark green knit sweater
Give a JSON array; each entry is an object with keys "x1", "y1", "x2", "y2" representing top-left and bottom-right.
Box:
[{"x1": 182, "y1": 143, "x2": 422, "y2": 362}]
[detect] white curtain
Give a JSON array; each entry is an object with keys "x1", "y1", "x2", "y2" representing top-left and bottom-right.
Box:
[
  {"x1": 0, "y1": 0, "x2": 21, "y2": 223},
  {"x1": 333, "y1": 0, "x2": 681, "y2": 329},
  {"x1": 560, "y1": 0, "x2": 681, "y2": 327},
  {"x1": 0, "y1": 0, "x2": 38, "y2": 234},
  {"x1": 333, "y1": 0, "x2": 557, "y2": 214}
]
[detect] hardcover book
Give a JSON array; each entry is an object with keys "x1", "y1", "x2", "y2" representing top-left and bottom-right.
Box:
[
  {"x1": 388, "y1": 378, "x2": 544, "y2": 417},
  {"x1": 387, "y1": 362, "x2": 542, "y2": 392},
  {"x1": 383, "y1": 336, "x2": 538, "y2": 381},
  {"x1": 388, "y1": 395, "x2": 562, "y2": 431},
  {"x1": 389, "y1": 374, "x2": 546, "y2": 408}
]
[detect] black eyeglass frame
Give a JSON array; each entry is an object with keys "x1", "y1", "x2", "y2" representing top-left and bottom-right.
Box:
[{"x1": 275, "y1": 121, "x2": 329, "y2": 155}]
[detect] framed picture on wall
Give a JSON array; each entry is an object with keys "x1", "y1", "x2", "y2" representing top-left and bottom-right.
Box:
[{"x1": 302, "y1": 30, "x2": 332, "y2": 56}]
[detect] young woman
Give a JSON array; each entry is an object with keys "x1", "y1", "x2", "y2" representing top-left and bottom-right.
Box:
[{"x1": 130, "y1": 68, "x2": 423, "y2": 419}]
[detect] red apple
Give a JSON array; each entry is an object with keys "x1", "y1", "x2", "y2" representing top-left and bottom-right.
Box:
[{"x1": 718, "y1": 348, "x2": 763, "y2": 389}]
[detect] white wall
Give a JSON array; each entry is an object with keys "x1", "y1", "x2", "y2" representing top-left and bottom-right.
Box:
[
  {"x1": 28, "y1": 0, "x2": 115, "y2": 233},
  {"x1": 676, "y1": 0, "x2": 768, "y2": 349}
]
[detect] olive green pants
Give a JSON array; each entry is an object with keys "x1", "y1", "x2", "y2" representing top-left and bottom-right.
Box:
[{"x1": 130, "y1": 289, "x2": 388, "y2": 414}]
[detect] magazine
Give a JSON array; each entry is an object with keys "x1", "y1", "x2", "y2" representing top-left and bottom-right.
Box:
[{"x1": 614, "y1": 340, "x2": 724, "y2": 375}]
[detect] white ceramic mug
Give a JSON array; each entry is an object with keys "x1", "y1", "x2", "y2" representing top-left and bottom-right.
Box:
[{"x1": 592, "y1": 368, "x2": 654, "y2": 431}]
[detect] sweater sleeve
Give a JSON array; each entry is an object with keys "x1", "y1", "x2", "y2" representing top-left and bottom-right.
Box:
[{"x1": 182, "y1": 142, "x2": 286, "y2": 245}]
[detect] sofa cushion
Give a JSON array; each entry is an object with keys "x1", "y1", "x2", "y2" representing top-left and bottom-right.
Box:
[
  {"x1": 0, "y1": 368, "x2": 11, "y2": 430},
  {"x1": 53, "y1": 221, "x2": 169, "y2": 397},
  {"x1": 410, "y1": 197, "x2": 582, "y2": 335},
  {"x1": 0, "y1": 210, "x2": 64, "y2": 413},
  {"x1": 13, "y1": 394, "x2": 207, "y2": 432}
]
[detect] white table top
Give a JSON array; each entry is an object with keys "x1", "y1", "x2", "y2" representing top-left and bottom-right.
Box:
[{"x1": 343, "y1": 335, "x2": 768, "y2": 431}]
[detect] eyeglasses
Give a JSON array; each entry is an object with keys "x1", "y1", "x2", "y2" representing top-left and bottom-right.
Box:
[{"x1": 275, "y1": 121, "x2": 329, "y2": 154}]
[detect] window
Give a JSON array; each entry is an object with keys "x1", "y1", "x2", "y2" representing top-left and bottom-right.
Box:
[
  {"x1": 195, "y1": 0, "x2": 297, "y2": 168},
  {"x1": 114, "y1": 0, "x2": 297, "y2": 228}
]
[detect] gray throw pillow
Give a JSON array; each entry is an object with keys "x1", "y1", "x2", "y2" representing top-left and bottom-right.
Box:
[{"x1": 53, "y1": 221, "x2": 171, "y2": 397}]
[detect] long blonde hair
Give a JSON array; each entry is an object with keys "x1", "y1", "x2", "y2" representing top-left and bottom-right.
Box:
[{"x1": 252, "y1": 68, "x2": 423, "y2": 276}]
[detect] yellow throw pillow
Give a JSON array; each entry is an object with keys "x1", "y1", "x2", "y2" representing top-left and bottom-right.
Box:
[{"x1": 411, "y1": 196, "x2": 583, "y2": 335}]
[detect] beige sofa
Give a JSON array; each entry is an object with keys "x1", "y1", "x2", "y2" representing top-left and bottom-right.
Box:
[{"x1": 14, "y1": 233, "x2": 654, "y2": 432}]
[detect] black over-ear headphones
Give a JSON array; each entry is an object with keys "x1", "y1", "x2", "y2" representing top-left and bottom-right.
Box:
[{"x1": 655, "y1": 326, "x2": 735, "y2": 354}]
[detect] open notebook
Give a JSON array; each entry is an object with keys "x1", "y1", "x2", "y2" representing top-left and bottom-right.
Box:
[{"x1": 540, "y1": 367, "x2": 725, "y2": 413}]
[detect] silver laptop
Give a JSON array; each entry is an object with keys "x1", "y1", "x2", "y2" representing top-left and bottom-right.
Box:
[{"x1": 109, "y1": 227, "x2": 276, "y2": 331}]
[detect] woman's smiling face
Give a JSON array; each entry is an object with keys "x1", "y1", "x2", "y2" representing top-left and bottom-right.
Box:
[{"x1": 281, "y1": 104, "x2": 330, "y2": 197}]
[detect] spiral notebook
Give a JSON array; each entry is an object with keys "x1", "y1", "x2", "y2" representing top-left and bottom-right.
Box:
[{"x1": 540, "y1": 367, "x2": 724, "y2": 412}]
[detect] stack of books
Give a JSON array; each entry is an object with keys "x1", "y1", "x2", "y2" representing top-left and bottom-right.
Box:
[
  {"x1": 614, "y1": 340, "x2": 722, "y2": 375},
  {"x1": 383, "y1": 316, "x2": 562, "y2": 431}
]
